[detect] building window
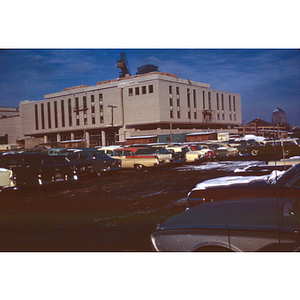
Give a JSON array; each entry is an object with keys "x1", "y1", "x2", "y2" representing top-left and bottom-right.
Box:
[
  {"x1": 35, "y1": 104, "x2": 38, "y2": 130},
  {"x1": 68, "y1": 99, "x2": 72, "y2": 127},
  {"x1": 230, "y1": 114, "x2": 232, "y2": 121},
  {"x1": 75, "y1": 97, "x2": 80, "y2": 126},
  {"x1": 149, "y1": 85, "x2": 153, "y2": 93},
  {"x1": 234, "y1": 115, "x2": 236, "y2": 121},
  {"x1": 208, "y1": 92, "x2": 211, "y2": 109},
  {"x1": 41, "y1": 103, "x2": 45, "y2": 130},
  {"x1": 177, "y1": 110, "x2": 181, "y2": 118},
  {"x1": 194, "y1": 111, "x2": 197, "y2": 119},
  {"x1": 170, "y1": 110, "x2": 173, "y2": 118},
  {"x1": 233, "y1": 96, "x2": 236, "y2": 111},
  {"x1": 216, "y1": 93, "x2": 219, "y2": 110},
  {"x1": 188, "y1": 111, "x2": 191, "y2": 119},
  {"x1": 99, "y1": 93, "x2": 104, "y2": 123},
  {"x1": 193, "y1": 89, "x2": 196, "y2": 108},
  {"x1": 202, "y1": 91, "x2": 205, "y2": 109},
  {"x1": 222, "y1": 113, "x2": 225, "y2": 120},
  {"x1": 177, "y1": 98, "x2": 180, "y2": 107},
  {"x1": 217, "y1": 113, "x2": 220, "y2": 120},
  {"x1": 83, "y1": 96, "x2": 87, "y2": 125},
  {"x1": 169, "y1": 86, "x2": 172, "y2": 94},
  {"x1": 221, "y1": 94, "x2": 224, "y2": 110},
  {"x1": 169, "y1": 98, "x2": 173, "y2": 107},
  {"x1": 128, "y1": 88, "x2": 133, "y2": 96},
  {"x1": 135, "y1": 87, "x2": 140, "y2": 95},
  {"x1": 54, "y1": 101, "x2": 58, "y2": 128},
  {"x1": 61, "y1": 100, "x2": 65, "y2": 127},
  {"x1": 142, "y1": 86, "x2": 146, "y2": 94},
  {"x1": 176, "y1": 87, "x2": 179, "y2": 95},
  {"x1": 229, "y1": 95, "x2": 232, "y2": 111},
  {"x1": 187, "y1": 89, "x2": 190, "y2": 108},
  {"x1": 91, "y1": 95, "x2": 95, "y2": 124},
  {"x1": 47, "y1": 102, "x2": 51, "y2": 129}
]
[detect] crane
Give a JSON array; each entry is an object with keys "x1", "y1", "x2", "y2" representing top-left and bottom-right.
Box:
[{"x1": 117, "y1": 53, "x2": 131, "y2": 78}]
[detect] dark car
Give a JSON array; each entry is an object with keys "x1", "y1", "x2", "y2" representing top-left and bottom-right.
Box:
[
  {"x1": 256, "y1": 139, "x2": 300, "y2": 159},
  {"x1": 51, "y1": 155, "x2": 95, "y2": 178},
  {"x1": 0, "y1": 153, "x2": 78, "y2": 187},
  {"x1": 186, "y1": 163, "x2": 300, "y2": 208},
  {"x1": 69, "y1": 149, "x2": 121, "y2": 176},
  {"x1": 151, "y1": 196, "x2": 300, "y2": 251}
]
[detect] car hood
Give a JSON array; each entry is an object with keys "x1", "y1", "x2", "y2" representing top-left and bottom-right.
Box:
[{"x1": 159, "y1": 197, "x2": 291, "y2": 231}]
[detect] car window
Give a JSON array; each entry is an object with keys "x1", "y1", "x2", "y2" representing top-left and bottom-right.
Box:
[{"x1": 124, "y1": 150, "x2": 133, "y2": 156}]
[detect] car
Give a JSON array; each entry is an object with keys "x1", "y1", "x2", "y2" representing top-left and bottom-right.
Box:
[
  {"x1": 51, "y1": 155, "x2": 95, "y2": 178},
  {"x1": 228, "y1": 140, "x2": 262, "y2": 157},
  {"x1": 0, "y1": 167, "x2": 18, "y2": 192},
  {"x1": 148, "y1": 147, "x2": 174, "y2": 164},
  {"x1": 111, "y1": 147, "x2": 164, "y2": 170},
  {"x1": 258, "y1": 139, "x2": 300, "y2": 159},
  {"x1": 0, "y1": 153, "x2": 78, "y2": 187},
  {"x1": 69, "y1": 149, "x2": 121, "y2": 176},
  {"x1": 165, "y1": 145, "x2": 205, "y2": 163},
  {"x1": 151, "y1": 196, "x2": 300, "y2": 251},
  {"x1": 186, "y1": 144, "x2": 218, "y2": 160},
  {"x1": 186, "y1": 163, "x2": 300, "y2": 208},
  {"x1": 198, "y1": 142, "x2": 239, "y2": 159},
  {"x1": 233, "y1": 163, "x2": 289, "y2": 176}
]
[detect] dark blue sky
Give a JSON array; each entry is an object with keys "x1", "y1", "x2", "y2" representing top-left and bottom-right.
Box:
[{"x1": 0, "y1": 48, "x2": 299, "y2": 125}]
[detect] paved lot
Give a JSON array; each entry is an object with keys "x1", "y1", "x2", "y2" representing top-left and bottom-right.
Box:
[{"x1": 0, "y1": 161, "x2": 254, "y2": 251}]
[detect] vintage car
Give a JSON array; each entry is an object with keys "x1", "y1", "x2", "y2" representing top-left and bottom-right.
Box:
[
  {"x1": 186, "y1": 163, "x2": 300, "y2": 208},
  {"x1": 48, "y1": 148, "x2": 68, "y2": 156},
  {"x1": 268, "y1": 156, "x2": 300, "y2": 167},
  {"x1": 111, "y1": 147, "x2": 164, "y2": 170},
  {"x1": 0, "y1": 167, "x2": 18, "y2": 192},
  {"x1": 151, "y1": 196, "x2": 300, "y2": 251},
  {"x1": 186, "y1": 144, "x2": 217, "y2": 160},
  {"x1": 51, "y1": 155, "x2": 95, "y2": 178},
  {"x1": 0, "y1": 153, "x2": 78, "y2": 187},
  {"x1": 233, "y1": 163, "x2": 288, "y2": 176},
  {"x1": 257, "y1": 139, "x2": 300, "y2": 159},
  {"x1": 228, "y1": 140, "x2": 262, "y2": 157},
  {"x1": 69, "y1": 149, "x2": 121, "y2": 176},
  {"x1": 148, "y1": 147, "x2": 174, "y2": 164},
  {"x1": 165, "y1": 145, "x2": 205, "y2": 163},
  {"x1": 198, "y1": 142, "x2": 239, "y2": 159}
]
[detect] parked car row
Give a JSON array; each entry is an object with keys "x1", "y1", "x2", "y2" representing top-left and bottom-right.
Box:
[{"x1": 151, "y1": 163, "x2": 300, "y2": 252}]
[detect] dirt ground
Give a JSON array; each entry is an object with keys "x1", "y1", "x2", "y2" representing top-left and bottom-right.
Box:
[{"x1": 0, "y1": 164, "x2": 237, "y2": 251}]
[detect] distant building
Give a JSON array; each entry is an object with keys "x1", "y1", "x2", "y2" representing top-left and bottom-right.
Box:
[
  {"x1": 136, "y1": 64, "x2": 158, "y2": 75},
  {"x1": 272, "y1": 104, "x2": 287, "y2": 125},
  {"x1": 237, "y1": 117, "x2": 288, "y2": 139}
]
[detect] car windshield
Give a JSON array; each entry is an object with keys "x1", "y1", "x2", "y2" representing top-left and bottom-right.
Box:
[{"x1": 276, "y1": 163, "x2": 300, "y2": 186}]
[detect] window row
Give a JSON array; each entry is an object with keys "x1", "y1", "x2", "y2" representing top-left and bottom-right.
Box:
[
  {"x1": 128, "y1": 85, "x2": 154, "y2": 96},
  {"x1": 34, "y1": 94, "x2": 105, "y2": 130}
]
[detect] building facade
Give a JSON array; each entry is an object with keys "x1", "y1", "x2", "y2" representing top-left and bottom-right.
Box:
[{"x1": 15, "y1": 72, "x2": 242, "y2": 148}]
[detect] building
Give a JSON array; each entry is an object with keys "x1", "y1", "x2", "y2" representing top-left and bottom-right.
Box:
[
  {"x1": 272, "y1": 104, "x2": 288, "y2": 125},
  {"x1": 0, "y1": 106, "x2": 24, "y2": 146},
  {"x1": 237, "y1": 117, "x2": 288, "y2": 139},
  {"x1": 4, "y1": 72, "x2": 242, "y2": 149}
]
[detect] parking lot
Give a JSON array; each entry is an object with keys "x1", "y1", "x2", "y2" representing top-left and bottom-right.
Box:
[{"x1": 0, "y1": 160, "x2": 253, "y2": 251}]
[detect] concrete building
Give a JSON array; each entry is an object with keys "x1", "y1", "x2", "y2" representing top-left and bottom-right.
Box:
[{"x1": 4, "y1": 72, "x2": 242, "y2": 149}]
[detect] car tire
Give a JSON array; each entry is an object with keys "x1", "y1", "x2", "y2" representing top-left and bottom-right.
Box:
[
  {"x1": 283, "y1": 149, "x2": 290, "y2": 156},
  {"x1": 251, "y1": 149, "x2": 258, "y2": 156},
  {"x1": 134, "y1": 164, "x2": 145, "y2": 171}
]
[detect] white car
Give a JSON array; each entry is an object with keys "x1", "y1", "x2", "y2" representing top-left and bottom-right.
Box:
[{"x1": 0, "y1": 167, "x2": 18, "y2": 192}]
